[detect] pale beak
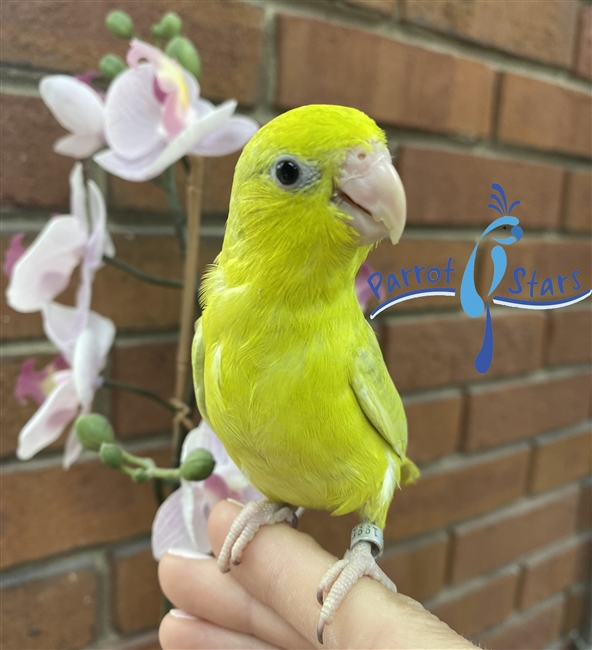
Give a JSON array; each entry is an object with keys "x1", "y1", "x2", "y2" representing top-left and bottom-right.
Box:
[{"x1": 332, "y1": 143, "x2": 406, "y2": 245}]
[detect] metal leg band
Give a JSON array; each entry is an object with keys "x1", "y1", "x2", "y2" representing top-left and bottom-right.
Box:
[{"x1": 350, "y1": 523, "x2": 384, "y2": 558}]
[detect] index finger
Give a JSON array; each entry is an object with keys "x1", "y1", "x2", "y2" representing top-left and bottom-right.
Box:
[{"x1": 208, "y1": 500, "x2": 475, "y2": 649}]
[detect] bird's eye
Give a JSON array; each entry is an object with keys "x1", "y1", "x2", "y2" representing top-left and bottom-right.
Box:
[
  {"x1": 275, "y1": 159, "x2": 300, "y2": 186},
  {"x1": 502, "y1": 226, "x2": 507, "y2": 230}
]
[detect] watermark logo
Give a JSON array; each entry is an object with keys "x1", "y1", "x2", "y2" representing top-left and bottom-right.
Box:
[{"x1": 367, "y1": 184, "x2": 591, "y2": 374}]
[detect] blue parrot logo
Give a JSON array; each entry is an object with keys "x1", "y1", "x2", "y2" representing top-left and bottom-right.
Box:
[{"x1": 460, "y1": 184, "x2": 523, "y2": 374}]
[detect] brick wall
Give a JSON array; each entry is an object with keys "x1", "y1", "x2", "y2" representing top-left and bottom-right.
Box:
[{"x1": 1, "y1": 1, "x2": 590, "y2": 649}]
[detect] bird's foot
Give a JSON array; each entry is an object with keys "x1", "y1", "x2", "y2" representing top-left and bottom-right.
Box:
[
  {"x1": 316, "y1": 540, "x2": 397, "y2": 644},
  {"x1": 217, "y1": 500, "x2": 296, "y2": 573}
]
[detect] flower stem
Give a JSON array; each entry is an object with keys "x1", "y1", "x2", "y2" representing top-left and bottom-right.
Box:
[
  {"x1": 103, "y1": 255, "x2": 183, "y2": 288},
  {"x1": 165, "y1": 164, "x2": 187, "y2": 254},
  {"x1": 102, "y1": 378, "x2": 176, "y2": 413}
]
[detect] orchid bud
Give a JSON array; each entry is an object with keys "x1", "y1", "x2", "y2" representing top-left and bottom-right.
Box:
[
  {"x1": 152, "y1": 23, "x2": 164, "y2": 40},
  {"x1": 180, "y1": 448, "x2": 215, "y2": 481},
  {"x1": 105, "y1": 10, "x2": 134, "y2": 39},
  {"x1": 99, "y1": 443, "x2": 124, "y2": 469},
  {"x1": 76, "y1": 414, "x2": 115, "y2": 451},
  {"x1": 99, "y1": 54, "x2": 127, "y2": 80},
  {"x1": 132, "y1": 468, "x2": 150, "y2": 483},
  {"x1": 165, "y1": 36, "x2": 201, "y2": 80},
  {"x1": 159, "y1": 12, "x2": 183, "y2": 38}
]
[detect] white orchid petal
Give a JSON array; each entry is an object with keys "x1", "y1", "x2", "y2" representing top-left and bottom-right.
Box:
[
  {"x1": 140, "y1": 100, "x2": 239, "y2": 177},
  {"x1": 63, "y1": 424, "x2": 84, "y2": 469},
  {"x1": 16, "y1": 374, "x2": 78, "y2": 460},
  {"x1": 40, "y1": 75, "x2": 104, "y2": 134},
  {"x1": 191, "y1": 116, "x2": 258, "y2": 157},
  {"x1": 152, "y1": 486, "x2": 197, "y2": 560},
  {"x1": 6, "y1": 218, "x2": 87, "y2": 313},
  {"x1": 181, "y1": 478, "x2": 198, "y2": 548},
  {"x1": 69, "y1": 162, "x2": 87, "y2": 226},
  {"x1": 103, "y1": 65, "x2": 165, "y2": 160},
  {"x1": 54, "y1": 133, "x2": 105, "y2": 159},
  {"x1": 41, "y1": 303, "x2": 86, "y2": 364},
  {"x1": 93, "y1": 146, "x2": 165, "y2": 182},
  {"x1": 86, "y1": 179, "x2": 113, "y2": 268}
]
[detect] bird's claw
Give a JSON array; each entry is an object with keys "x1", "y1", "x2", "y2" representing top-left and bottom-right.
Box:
[
  {"x1": 315, "y1": 541, "x2": 397, "y2": 644},
  {"x1": 217, "y1": 501, "x2": 295, "y2": 573}
]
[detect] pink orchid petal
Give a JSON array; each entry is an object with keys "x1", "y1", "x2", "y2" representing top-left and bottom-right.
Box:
[
  {"x1": 93, "y1": 146, "x2": 165, "y2": 182},
  {"x1": 72, "y1": 312, "x2": 115, "y2": 410},
  {"x1": 3, "y1": 233, "x2": 26, "y2": 277},
  {"x1": 103, "y1": 64, "x2": 164, "y2": 160},
  {"x1": 63, "y1": 423, "x2": 84, "y2": 469},
  {"x1": 15, "y1": 359, "x2": 48, "y2": 406},
  {"x1": 16, "y1": 373, "x2": 78, "y2": 460},
  {"x1": 40, "y1": 76, "x2": 104, "y2": 135},
  {"x1": 191, "y1": 116, "x2": 258, "y2": 157},
  {"x1": 6, "y1": 217, "x2": 87, "y2": 313},
  {"x1": 54, "y1": 133, "x2": 104, "y2": 159}
]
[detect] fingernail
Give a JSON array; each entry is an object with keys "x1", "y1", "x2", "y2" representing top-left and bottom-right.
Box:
[
  {"x1": 227, "y1": 498, "x2": 244, "y2": 507},
  {"x1": 170, "y1": 609, "x2": 197, "y2": 621},
  {"x1": 167, "y1": 548, "x2": 212, "y2": 560}
]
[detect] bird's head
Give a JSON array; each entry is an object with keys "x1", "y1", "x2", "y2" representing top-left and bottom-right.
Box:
[
  {"x1": 480, "y1": 216, "x2": 523, "y2": 246},
  {"x1": 223, "y1": 105, "x2": 405, "y2": 276}
]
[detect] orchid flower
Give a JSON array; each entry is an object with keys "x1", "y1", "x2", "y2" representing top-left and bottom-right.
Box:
[
  {"x1": 6, "y1": 163, "x2": 115, "y2": 349},
  {"x1": 16, "y1": 356, "x2": 69, "y2": 407},
  {"x1": 152, "y1": 420, "x2": 262, "y2": 559},
  {"x1": 40, "y1": 76, "x2": 105, "y2": 158},
  {"x1": 355, "y1": 262, "x2": 384, "y2": 312},
  {"x1": 17, "y1": 305, "x2": 116, "y2": 468},
  {"x1": 94, "y1": 39, "x2": 258, "y2": 182}
]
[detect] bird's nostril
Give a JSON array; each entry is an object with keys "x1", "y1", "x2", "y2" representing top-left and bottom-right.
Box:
[{"x1": 358, "y1": 153, "x2": 366, "y2": 161}]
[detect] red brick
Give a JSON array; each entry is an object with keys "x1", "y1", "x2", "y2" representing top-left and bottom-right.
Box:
[
  {"x1": 563, "y1": 171, "x2": 592, "y2": 234},
  {"x1": 383, "y1": 311, "x2": 545, "y2": 392},
  {"x1": 464, "y1": 372, "x2": 591, "y2": 451},
  {"x1": 367, "y1": 236, "x2": 474, "y2": 313},
  {"x1": 497, "y1": 74, "x2": 592, "y2": 158},
  {"x1": 431, "y1": 569, "x2": 519, "y2": 639},
  {"x1": 276, "y1": 15, "x2": 495, "y2": 137},
  {"x1": 450, "y1": 487, "x2": 580, "y2": 583},
  {"x1": 402, "y1": 1, "x2": 578, "y2": 67},
  {"x1": 397, "y1": 147, "x2": 564, "y2": 229},
  {"x1": 112, "y1": 548, "x2": 161, "y2": 634},
  {"x1": 1, "y1": 1, "x2": 264, "y2": 104},
  {"x1": 1, "y1": 94, "x2": 72, "y2": 209},
  {"x1": 344, "y1": 0, "x2": 396, "y2": 14},
  {"x1": 574, "y1": 7, "x2": 592, "y2": 80},
  {"x1": 520, "y1": 537, "x2": 591, "y2": 609},
  {"x1": 0, "y1": 569, "x2": 96, "y2": 649},
  {"x1": 379, "y1": 533, "x2": 448, "y2": 601},
  {"x1": 529, "y1": 428, "x2": 592, "y2": 494},
  {"x1": 547, "y1": 308, "x2": 592, "y2": 366},
  {"x1": 109, "y1": 153, "x2": 240, "y2": 216},
  {"x1": 563, "y1": 584, "x2": 587, "y2": 634},
  {"x1": 0, "y1": 354, "x2": 58, "y2": 458},
  {"x1": 403, "y1": 391, "x2": 462, "y2": 462},
  {"x1": 578, "y1": 483, "x2": 592, "y2": 530},
  {"x1": 0, "y1": 448, "x2": 168, "y2": 568},
  {"x1": 385, "y1": 448, "x2": 530, "y2": 541},
  {"x1": 479, "y1": 596, "x2": 564, "y2": 650},
  {"x1": 110, "y1": 341, "x2": 177, "y2": 438}
]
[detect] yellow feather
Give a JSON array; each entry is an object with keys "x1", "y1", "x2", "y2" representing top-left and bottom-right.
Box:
[{"x1": 194, "y1": 105, "x2": 418, "y2": 529}]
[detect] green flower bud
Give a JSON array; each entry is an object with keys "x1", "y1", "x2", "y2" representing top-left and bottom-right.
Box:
[
  {"x1": 132, "y1": 468, "x2": 150, "y2": 483},
  {"x1": 105, "y1": 10, "x2": 134, "y2": 39},
  {"x1": 152, "y1": 23, "x2": 164, "y2": 40},
  {"x1": 159, "y1": 12, "x2": 183, "y2": 39},
  {"x1": 165, "y1": 36, "x2": 201, "y2": 80},
  {"x1": 180, "y1": 449, "x2": 215, "y2": 481},
  {"x1": 99, "y1": 443, "x2": 124, "y2": 469},
  {"x1": 99, "y1": 54, "x2": 127, "y2": 80},
  {"x1": 76, "y1": 414, "x2": 115, "y2": 451}
]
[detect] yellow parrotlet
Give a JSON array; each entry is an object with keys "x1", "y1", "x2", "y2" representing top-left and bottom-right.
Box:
[{"x1": 193, "y1": 104, "x2": 419, "y2": 643}]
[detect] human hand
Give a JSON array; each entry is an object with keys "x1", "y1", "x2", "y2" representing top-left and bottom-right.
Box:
[{"x1": 158, "y1": 500, "x2": 478, "y2": 649}]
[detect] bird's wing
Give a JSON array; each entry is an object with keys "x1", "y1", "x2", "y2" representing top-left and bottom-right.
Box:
[
  {"x1": 192, "y1": 317, "x2": 209, "y2": 425},
  {"x1": 351, "y1": 322, "x2": 407, "y2": 460}
]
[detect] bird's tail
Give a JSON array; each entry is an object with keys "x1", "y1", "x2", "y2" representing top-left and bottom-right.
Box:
[{"x1": 400, "y1": 456, "x2": 420, "y2": 486}]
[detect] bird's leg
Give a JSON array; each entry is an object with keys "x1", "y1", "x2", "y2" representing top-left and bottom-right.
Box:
[
  {"x1": 217, "y1": 500, "x2": 296, "y2": 573},
  {"x1": 316, "y1": 523, "x2": 397, "y2": 644}
]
